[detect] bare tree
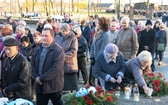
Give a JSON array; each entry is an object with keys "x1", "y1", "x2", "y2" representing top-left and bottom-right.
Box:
[
  {"x1": 32, "y1": 0, "x2": 38, "y2": 12},
  {"x1": 49, "y1": 0, "x2": 54, "y2": 14},
  {"x1": 44, "y1": 0, "x2": 49, "y2": 16},
  {"x1": 77, "y1": 0, "x2": 79, "y2": 12},
  {"x1": 17, "y1": 0, "x2": 22, "y2": 13},
  {"x1": 26, "y1": 0, "x2": 28, "y2": 13},
  {"x1": 146, "y1": 0, "x2": 150, "y2": 18},
  {"x1": 72, "y1": 0, "x2": 74, "y2": 12}
]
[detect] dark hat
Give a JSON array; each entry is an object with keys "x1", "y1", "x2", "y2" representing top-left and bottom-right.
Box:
[
  {"x1": 145, "y1": 20, "x2": 152, "y2": 26},
  {"x1": 3, "y1": 37, "x2": 19, "y2": 46}
]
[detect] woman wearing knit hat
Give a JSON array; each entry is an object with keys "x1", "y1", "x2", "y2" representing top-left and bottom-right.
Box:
[{"x1": 94, "y1": 43, "x2": 126, "y2": 90}]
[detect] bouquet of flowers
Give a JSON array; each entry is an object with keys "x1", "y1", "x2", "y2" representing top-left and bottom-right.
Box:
[
  {"x1": 63, "y1": 85, "x2": 118, "y2": 105},
  {"x1": 144, "y1": 71, "x2": 168, "y2": 96}
]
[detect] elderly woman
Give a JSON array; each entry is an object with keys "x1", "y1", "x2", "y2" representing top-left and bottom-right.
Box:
[
  {"x1": 125, "y1": 50, "x2": 152, "y2": 95},
  {"x1": 156, "y1": 23, "x2": 167, "y2": 66},
  {"x1": 90, "y1": 17, "x2": 111, "y2": 86},
  {"x1": 15, "y1": 25, "x2": 25, "y2": 46},
  {"x1": 95, "y1": 43, "x2": 126, "y2": 90},
  {"x1": 72, "y1": 25, "x2": 88, "y2": 85},
  {"x1": 55, "y1": 23, "x2": 78, "y2": 91}
]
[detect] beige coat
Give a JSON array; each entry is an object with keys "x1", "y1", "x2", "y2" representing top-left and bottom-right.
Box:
[
  {"x1": 55, "y1": 32, "x2": 78, "y2": 73},
  {"x1": 116, "y1": 27, "x2": 139, "y2": 60}
]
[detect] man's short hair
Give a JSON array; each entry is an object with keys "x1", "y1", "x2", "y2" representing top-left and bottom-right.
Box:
[
  {"x1": 42, "y1": 28, "x2": 54, "y2": 37},
  {"x1": 20, "y1": 36, "x2": 30, "y2": 43}
]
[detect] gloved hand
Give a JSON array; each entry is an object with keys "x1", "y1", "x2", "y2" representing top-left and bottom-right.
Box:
[{"x1": 90, "y1": 58, "x2": 95, "y2": 65}]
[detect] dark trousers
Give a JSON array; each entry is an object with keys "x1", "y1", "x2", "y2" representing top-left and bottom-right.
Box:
[
  {"x1": 89, "y1": 64, "x2": 95, "y2": 86},
  {"x1": 151, "y1": 53, "x2": 155, "y2": 72},
  {"x1": 36, "y1": 92, "x2": 63, "y2": 105},
  {"x1": 158, "y1": 51, "x2": 164, "y2": 61},
  {"x1": 77, "y1": 57, "x2": 88, "y2": 82}
]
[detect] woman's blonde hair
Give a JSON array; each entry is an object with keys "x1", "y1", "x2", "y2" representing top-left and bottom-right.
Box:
[
  {"x1": 16, "y1": 25, "x2": 25, "y2": 35},
  {"x1": 138, "y1": 51, "x2": 152, "y2": 64},
  {"x1": 159, "y1": 23, "x2": 165, "y2": 29}
]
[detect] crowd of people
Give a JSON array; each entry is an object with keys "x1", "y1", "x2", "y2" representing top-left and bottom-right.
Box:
[{"x1": 0, "y1": 13, "x2": 167, "y2": 105}]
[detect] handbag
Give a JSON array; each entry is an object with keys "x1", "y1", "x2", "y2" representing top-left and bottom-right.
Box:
[{"x1": 157, "y1": 43, "x2": 164, "y2": 51}]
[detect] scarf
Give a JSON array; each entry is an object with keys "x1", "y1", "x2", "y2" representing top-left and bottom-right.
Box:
[
  {"x1": 94, "y1": 30, "x2": 103, "y2": 43},
  {"x1": 157, "y1": 30, "x2": 165, "y2": 39}
]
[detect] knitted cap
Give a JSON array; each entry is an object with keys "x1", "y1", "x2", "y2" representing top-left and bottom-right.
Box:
[
  {"x1": 145, "y1": 20, "x2": 152, "y2": 26},
  {"x1": 105, "y1": 43, "x2": 118, "y2": 55}
]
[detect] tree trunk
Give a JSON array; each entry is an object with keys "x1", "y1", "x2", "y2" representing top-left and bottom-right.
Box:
[
  {"x1": 44, "y1": 0, "x2": 49, "y2": 16},
  {"x1": 146, "y1": 0, "x2": 150, "y2": 18},
  {"x1": 148, "y1": 5, "x2": 153, "y2": 19},
  {"x1": 77, "y1": 0, "x2": 79, "y2": 12},
  {"x1": 129, "y1": 0, "x2": 134, "y2": 20},
  {"x1": 72, "y1": 0, "x2": 74, "y2": 12},
  {"x1": 129, "y1": 6, "x2": 134, "y2": 20},
  {"x1": 26, "y1": 0, "x2": 28, "y2": 13},
  {"x1": 49, "y1": 0, "x2": 55, "y2": 14},
  {"x1": 32, "y1": 0, "x2": 38, "y2": 12},
  {"x1": 17, "y1": 0, "x2": 22, "y2": 13}
]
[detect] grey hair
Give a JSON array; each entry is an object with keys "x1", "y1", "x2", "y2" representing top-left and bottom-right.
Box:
[
  {"x1": 72, "y1": 25, "x2": 82, "y2": 35},
  {"x1": 138, "y1": 21, "x2": 143, "y2": 25},
  {"x1": 138, "y1": 51, "x2": 152, "y2": 63},
  {"x1": 56, "y1": 22, "x2": 62, "y2": 28},
  {"x1": 61, "y1": 23, "x2": 70, "y2": 31},
  {"x1": 141, "y1": 23, "x2": 146, "y2": 28},
  {"x1": 121, "y1": 16, "x2": 130, "y2": 23},
  {"x1": 16, "y1": 25, "x2": 25, "y2": 35}
]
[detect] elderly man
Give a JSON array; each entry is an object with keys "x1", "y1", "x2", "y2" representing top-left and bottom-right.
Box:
[
  {"x1": 116, "y1": 16, "x2": 139, "y2": 61},
  {"x1": 31, "y1": 28, "x2": 65, "y2": 105},
  {"x1": 1, "y1": 36, "x2": 33, "y2": 100},
  {"x1": 94, "y1": 43, "x2": 126, "y2": 90}
]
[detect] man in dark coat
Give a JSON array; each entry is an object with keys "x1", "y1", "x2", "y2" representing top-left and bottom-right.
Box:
[
  {"x1": 1, "y1": 36, "x2": 33, "y2": 100},
  {"x1": 31, "y1": 28, "x2": 65, "y2": 105},
  {"x1": 36, "y1": 19, "x2": 45, "y2": 33},
  {"x1": 139, "y1": 20, "x2": 156, "y2": 71}
]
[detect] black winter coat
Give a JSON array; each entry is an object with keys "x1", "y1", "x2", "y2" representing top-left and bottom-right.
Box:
[
  {"x1": 77, "y1": 36, "x2": 88, "y2": 58},
  {"x1": 2, "y1": 53, "x2": 33, "y2": 100},
  {"x1": 36, "y1": 24, "x2": 44, "y2": 33},
  {"x1": 139, "y1": 28, "x2": 156, "y2": 54}
]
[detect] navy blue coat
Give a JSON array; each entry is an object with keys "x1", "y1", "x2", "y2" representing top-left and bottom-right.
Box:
[{"x1": 80, "y1": 25, "x2": 91, "y2": 43}]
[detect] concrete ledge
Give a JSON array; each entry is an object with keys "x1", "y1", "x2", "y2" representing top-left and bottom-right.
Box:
[{"x1": 0, "y1": 18, "x2": 38, "y2": 24}]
